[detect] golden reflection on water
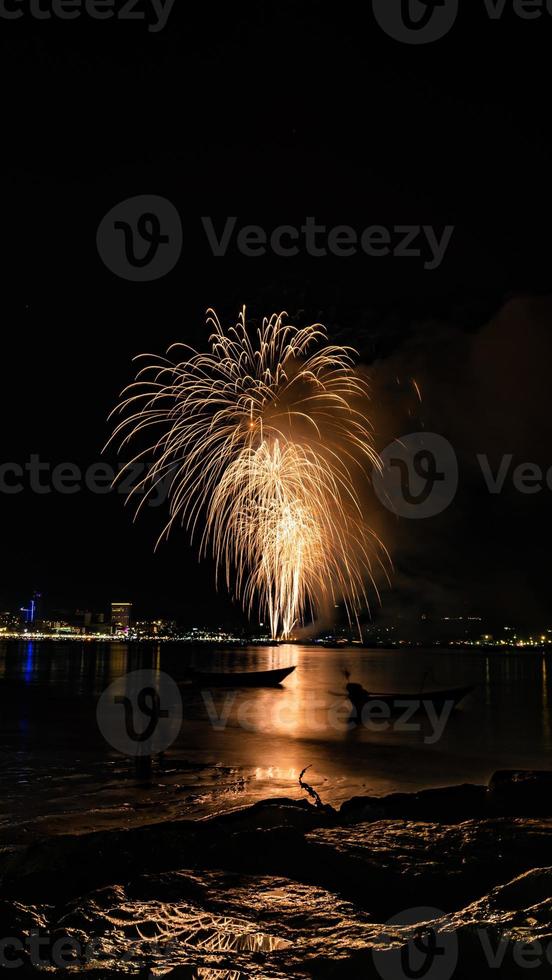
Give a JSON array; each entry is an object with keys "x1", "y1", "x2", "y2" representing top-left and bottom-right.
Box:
[
  {"x1": 223, "y1": 644, "x2": 352, "y2": 749},
  {"x1": 485, "y1": 656, "x2": 491, "y2": 707},
  {"x1": 105, "y1": 644, "x2": 128, "y2": 683},
  {"x1": 4, "y1": 641, "x2": 552, "y2": 798},
  {"x1": 542, "y1": 656, "x2": 550, "y2": 747},
  {"x1": 255, "y1": 765, "x2": 299, "y2": 782}
]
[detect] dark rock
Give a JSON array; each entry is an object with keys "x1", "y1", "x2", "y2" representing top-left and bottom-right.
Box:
[
  {"x1": 0, "y1": 799, "x2": 333, "y2": 904},
  {"x1": 341, "y1": 772, "x2": 552, "y2": 825},
  {"x1": 206, "y1": 796, "x2": 335, "y2": 833},
  {"x1": 489, "y1": 771, "x2": 552, "y2": 817},
  {"x1": 9, "y1": 865, "x2": 552, "y2": 978},
  {"x1": 340, "y1": 783, "x2": 488, "y2": 823},
  {"x1": 305, "y1": 818, "x2": 552, "y2": 914},
  {"x1": 4, "y1": 783, "x2": 552, "y2": 978}
]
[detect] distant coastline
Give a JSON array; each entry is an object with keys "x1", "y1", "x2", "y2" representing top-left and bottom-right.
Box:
[{"x1": 1, "y1": 635, "x2": 551, "y2": 653}]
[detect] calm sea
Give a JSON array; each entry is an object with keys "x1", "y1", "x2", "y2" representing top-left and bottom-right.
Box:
[{"x1": 1, "y1": 641, "x2": 550, "y2": 842}]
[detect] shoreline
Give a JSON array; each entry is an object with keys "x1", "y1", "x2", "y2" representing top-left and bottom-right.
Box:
[
  {"x1": 2, "y1": 635, "x2": 552, "y2": 653},
  {"x1": 2, "y1": 771, "x2": 552, "y2": 976}
]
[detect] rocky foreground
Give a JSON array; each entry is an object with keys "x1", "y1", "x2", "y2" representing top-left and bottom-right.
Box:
[{"x1": 1, "y1": 771, "x2": 552, "y2": 977}]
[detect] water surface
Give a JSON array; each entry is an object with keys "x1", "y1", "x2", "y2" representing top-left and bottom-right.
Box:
[{"x1": 1, "y1": 641, "x2": 550, "y2": 841}]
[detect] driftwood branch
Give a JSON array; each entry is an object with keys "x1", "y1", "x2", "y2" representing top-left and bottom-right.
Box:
[{"x1": 299, "y1": 765, "x2": 326, "y2": 808}]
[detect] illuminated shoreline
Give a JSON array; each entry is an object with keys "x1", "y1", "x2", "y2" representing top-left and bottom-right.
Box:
[{"x1": 1, "y1": 632, "x2": 551, "y2": 651}]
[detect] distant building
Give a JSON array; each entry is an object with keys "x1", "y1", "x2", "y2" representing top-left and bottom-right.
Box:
[
  {"x1": 134, "y1": 619, "x2": 176, "y2": 638},
  {"x1": 111, "y1": 602, "x2": 132, "y2": 635},
  {"x1": 21, "y1": 591, "x2": 42, "y2": 625},
  {"x1": 0, "y1": 611, "x2": 21, "y2": 633},
  {"x1": 76, "y1": 610, "x2": 93, "y2": 630}
]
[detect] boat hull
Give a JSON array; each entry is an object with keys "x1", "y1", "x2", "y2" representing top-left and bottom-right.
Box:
[
  {"x1": 346, "y1": 682, "x2": 474, "y2": 718},
  {"x1": 189, "y1": 665, "x2": 296, "y2": 688}
]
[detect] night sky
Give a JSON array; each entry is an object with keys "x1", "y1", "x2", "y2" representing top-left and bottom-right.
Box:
[{"x1": 2, "y1": 2, "x2": 551, "y2": 628}]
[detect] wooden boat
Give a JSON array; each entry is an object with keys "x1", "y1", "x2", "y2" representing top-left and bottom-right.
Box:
[
  {"x1": 346, "y1": 681, "x2": 474, "y2": 717},
  {"x1": 187, "y1": 665, "x2": 296, "y2": 688}
]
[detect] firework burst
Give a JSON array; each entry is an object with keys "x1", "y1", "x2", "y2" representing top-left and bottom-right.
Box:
[{"x1": 107, "y1": 308, "x2": 389, "y2": 639}]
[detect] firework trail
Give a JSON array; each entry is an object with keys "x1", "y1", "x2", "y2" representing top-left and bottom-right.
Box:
[{"x1": 107, "y1": 309, "x2": 389, "y2": 639}]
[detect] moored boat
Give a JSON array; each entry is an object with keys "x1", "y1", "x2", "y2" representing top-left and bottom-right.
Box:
[
  {"x1": 187, "y1": 665, "x2": 296, "y2": 688},
  {"x1": 346, "y1": 682, "x2": 474, "y2": 718}
]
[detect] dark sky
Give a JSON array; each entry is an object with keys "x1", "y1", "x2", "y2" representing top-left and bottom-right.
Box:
[{"x1": 1, "y1": 2, "x2": 551, "y2": 628}]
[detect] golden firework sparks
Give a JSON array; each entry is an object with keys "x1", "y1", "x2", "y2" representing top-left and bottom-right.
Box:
[{"x1": 107, "y1": 308, "x2": 389, "y2": 639}]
